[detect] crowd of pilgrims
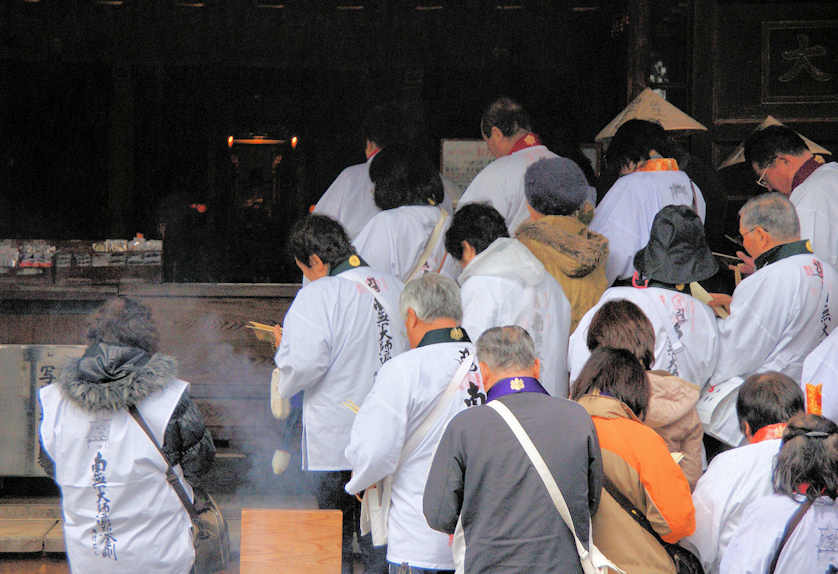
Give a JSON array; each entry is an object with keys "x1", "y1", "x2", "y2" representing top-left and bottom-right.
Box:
[
  {"x1": 267, "y1": 96, "x2": 838, "y2": 574},
  {"x1": 34, "y1": 95, "x2": 838, "y2": 574}
]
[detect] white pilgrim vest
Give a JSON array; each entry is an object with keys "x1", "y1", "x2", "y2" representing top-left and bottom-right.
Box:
[
  {"x1": 274, "y1": 266, "x2": 408, "y2": 470},
  {"x1": 720, "y1": 494, "x2": 838, "y2": 574},
  {"x1": 458, "y1": 238, "x2": 571, "y2": 397},
  {"x1": 458, "y1": 145, "x2": 558, "y2": 232},
  {"x1": 569, "y1": 286, "x2": 719, "y2": 387},
  {"x1": 702, "y1": 251, "x2": 838, "y2": 445},
  {"x1": 801, "y1": 328, "x2": 838, "y2": 421},
  {"x1": 313, "y1": 158, "x2": 380, "y2": 240},
  {"x1": 590, "y1": 170, "x2": 706, "y2": 285},
  {"x1": 345, "y1": 341, "x2": 483, "y2": 569},
  {"x1": 39, "y1": 380, "x2": 194, "y2": 574},
  {"x1": 710, "y1": 252, "x2": 838, "y2": 387},
  {"x1": 681, "y1": 438, "x2": 780, "y2": 574},
  {"x1": 790, "y1": 162, "x2": 838, "y2": 269},
  {"x1": 353, "y1": 205, "x2": 459, "y2": 281}
]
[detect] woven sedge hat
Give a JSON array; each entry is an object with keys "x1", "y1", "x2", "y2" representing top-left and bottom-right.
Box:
[{"x1": 633, "y1": 205, "x2": 718, "y2": 284}]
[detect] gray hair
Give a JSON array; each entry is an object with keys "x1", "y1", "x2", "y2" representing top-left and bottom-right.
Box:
[
  {"x1": 399, "y1": 273, "x2": 462, "y2": 322},
  {"x1": 476, "y1": 326, "x2": 537, "y2": 371},
  {"x1": 739, "y1": 192, "x2": 800, "y2": 242}
]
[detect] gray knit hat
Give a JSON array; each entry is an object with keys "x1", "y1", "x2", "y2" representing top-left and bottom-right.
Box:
[{"x1": 524, "y1": 157, "x2": 591, "y2": 216}]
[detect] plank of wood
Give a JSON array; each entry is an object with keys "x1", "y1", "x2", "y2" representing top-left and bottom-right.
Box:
[
  {"x1": 42, "y1": 520, "x2": 65, "y2": 553},
  {"x1": 0, "y1": 518, "x2": 58, "y2": 552},
  {"x1": 240, "y1": 509, "x2": 342, "y2": 574}
]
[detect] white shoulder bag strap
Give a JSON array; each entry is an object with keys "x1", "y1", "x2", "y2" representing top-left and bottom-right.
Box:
[
  {"x1": 405, "y1": 208, "x2": 449, "y2": 282},
  {"x1": 361, "y1": 354, "x2": 474, "y2": 546},
  {"x1": 402, "y1": 355, "x2": 473, "y2": 457},
  {"x1": 487, "y1": 400, "x2": 624, "y2": 574}
]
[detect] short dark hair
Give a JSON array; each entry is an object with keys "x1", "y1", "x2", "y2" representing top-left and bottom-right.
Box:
[
  {"x1": 362, "y1": 102, "x2": 404, "y2": 150},
  {"x1": 444, "y1": 203, "x2": 509, "y2": 261},
  {"x1": 586, "y1": 300, "x2": 655, "y2": 370},
  {"x1": 369, "y1": 143, "x2": 443, "y2": 210},
  {"x1": 606, "y1": 119, "x2": 676, "y2": 172},
  {"x1": 774, "y1": 413, "x2": 838, "y2": 500},
  {"x1": 289, "y1": 214, "x2": 354, "y2": 269},
  {"x1": 87, "y1": 297, "x2": 159, "y2": 354},
  {"x1": 480, "y1": 97, "x2": 532, "y2": 139},
  {"x1": 571, "y1": 347, "x2": 650, "y2": 420},
  {"x1": 744, "y1": 125, "x2": 809, "y2": 169},
  {"x1": 736, "y1": 372, "x2": 805, "y2": 435}
]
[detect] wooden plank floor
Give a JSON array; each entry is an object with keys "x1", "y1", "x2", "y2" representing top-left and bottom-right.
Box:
[{"x1": 0, "y1": 555, "x2": 242, "y2": 573}]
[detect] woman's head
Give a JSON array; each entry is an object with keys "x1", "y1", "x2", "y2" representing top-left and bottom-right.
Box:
[
  {"x1": 86, "y1": 297, "x2": 159, "y2": 354},
  {"x1": 606, "y1": 119, "x2": 677, "y2": 173},
  {"x1": 586, "y1": 300, "x2": 655, "y2": 370},
  {"x1": 370, "y1": 143, "x2": 443, "y2": 210},
  {"x1": 571, "y1": 346, "x2": 650, "y2": 420},
  {"x1": 774, "y1": 413, "x2": 838, "y2": 500}
]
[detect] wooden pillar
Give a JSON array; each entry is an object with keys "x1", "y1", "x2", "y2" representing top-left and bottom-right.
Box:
[
  {"x1": 627, "y1": 0, "x2": 651, "y2": 100},
  {"x1": 107, "y1": 64, "x2": 134, "y2": 238}
]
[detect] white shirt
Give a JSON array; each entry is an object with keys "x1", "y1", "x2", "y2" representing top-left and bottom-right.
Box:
[
  {"x1": 710, "y1": 250, "x2": 838, "y2": 388},
  {"x1": 458, "y1": 145, "x2": 559, "y2": 232},
  {"x1": 345, "y1": 339, "x2": 484, "y2": 569},
  {"x1": 801, "y1": 328, "x2": 838, "y2": 421},
  {"x1": 790, "y1": 161, "x2": 838, "y2": 269},
  {"x1": 313, "y1": 157, "x2": 379, "y2": 239},
  {"x1": 569, "y1": 286, "x2": 719, "y2": 388},
  {"x1": 720, "y1": 494, "x2": 838, "y2": 574},
  {"x1": 590, "y1": 170, "x2": 706, "y2": 285},
  {"x1": 459, "y1": 237, "x2": 572, "y2": 397},
  {"x1": 274, "y1": 265, "x2": 409, "y2": 470},
  {"x1": 702, "y1": 250, "x2": 838, "y2": 445},
  {"x1": 39, "y1": 380, "x2": 195, "y2": 574},
  {"x1": 681, "y1": 438, "x2": 781, "y2": 574},
  {"x1": 353, "y1": 205, "x2": 460, "y2": 282}
]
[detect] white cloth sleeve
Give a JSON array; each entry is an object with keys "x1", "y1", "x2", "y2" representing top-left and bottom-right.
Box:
[
  {"x1": 273, "y1": 292, "x2": 333, "y2": 399},
  {"x1": 710, "y1": 273, "x2": 787, "y2": 386},
  {"x1": 344, "y1": 364, "x2": 408, "y2": 494}
]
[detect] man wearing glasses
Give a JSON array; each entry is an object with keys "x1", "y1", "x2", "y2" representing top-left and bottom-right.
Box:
[
  {"x1": 744, "y1": 125, "x2": 838, "y2": 269},
  {"x1": 705, "y1": 193, "x2": 838, "y2": 446}
]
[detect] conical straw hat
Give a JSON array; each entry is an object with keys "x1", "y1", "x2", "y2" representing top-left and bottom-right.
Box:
[
  {"x1": 718, "y1": 115, "x2": 833, "y2": 169},
  {"x1": 595, "y1": 88, "x2": 708, "y2": 142}
]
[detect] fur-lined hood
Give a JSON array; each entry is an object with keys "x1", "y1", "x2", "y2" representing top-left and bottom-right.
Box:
[
  {"x1": 516, "y1": 214, "x2": 608, "y2": 278},
  {"x1": 58, "y1": 343, "x2": 178, "y2": 412}
]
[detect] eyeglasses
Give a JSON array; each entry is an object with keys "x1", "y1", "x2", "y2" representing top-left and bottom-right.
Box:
[{"x1": 756, "y1": 158, "x2": 776, "y2": 189}]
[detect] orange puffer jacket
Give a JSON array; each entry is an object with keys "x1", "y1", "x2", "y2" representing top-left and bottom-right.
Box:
[{"x1": 578, "y1": 394, "x2": 696, "y2": 574}]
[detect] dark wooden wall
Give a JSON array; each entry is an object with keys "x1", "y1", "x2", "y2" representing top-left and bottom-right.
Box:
[
  {"x1": 1, "y1": 1, "x2": 627, "y2": 241},
  {"x1": 691, "y1": 1, "x2": 838, "y2": 211}
]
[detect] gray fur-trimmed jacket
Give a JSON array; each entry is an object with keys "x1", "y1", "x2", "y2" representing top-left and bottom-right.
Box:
[{"x1": 39, "y1": 343, "x2": 215, "y2": 484}]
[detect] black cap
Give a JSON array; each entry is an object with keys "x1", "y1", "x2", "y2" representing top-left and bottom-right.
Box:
[{"x1": 634, "y1": 204, "x2": 719, "y2": 284}]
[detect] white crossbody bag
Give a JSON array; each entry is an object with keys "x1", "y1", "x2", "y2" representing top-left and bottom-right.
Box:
[
  {"x1": 487, "y1": 400, "x2": 624, "y2": 574},
  {"x1": 361, "y1": 356, "x2": 474, "y2": 546}
]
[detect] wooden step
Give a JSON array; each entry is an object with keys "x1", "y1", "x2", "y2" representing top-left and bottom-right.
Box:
[
  {"x1": 0, "y1": 499, "x2": 62, "y2": 519},
  {"x1": 0, "y1": 519, "x2": 60, "y2": 553},
  {"x1": 0, "y1": 492, "x2": 317, "y2": 555}
]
